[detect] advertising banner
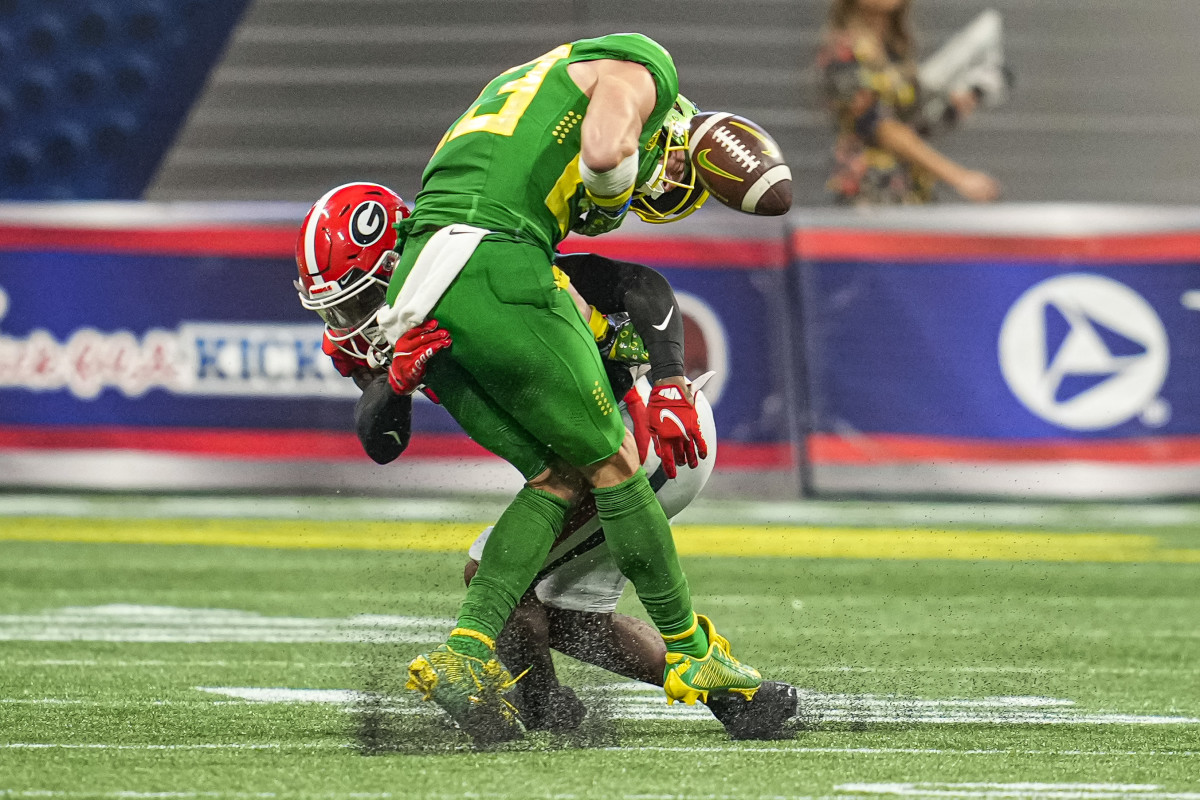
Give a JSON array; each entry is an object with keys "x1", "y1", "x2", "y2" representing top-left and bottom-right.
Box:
[
  {"x1": 8, "y1": 203, "x2": 1197, "y2": 497},
  {"x1": 792, "y1": 224, "x2": 1200, "y2": 496},
  {"x1": 0, "y1": 207, "x2": 792, "y2": 484}
]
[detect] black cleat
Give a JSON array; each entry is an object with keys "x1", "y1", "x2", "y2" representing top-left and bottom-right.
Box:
[
  {"x1": 705, "y1": 680, "x2": 799, "y2": 740},
  {"x1": 514, "y1": 684, "x2": 588, "y2": 733}
]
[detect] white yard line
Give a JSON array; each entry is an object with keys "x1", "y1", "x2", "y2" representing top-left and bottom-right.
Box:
[
  {"x1": 2, "y1": 742, "x2": 1199, "y2": 759},
  {"x1": 6, "y1": 603, "x2": 1195, "y2": 644},
  {"x1": 0, "y1": 605, "x2": 451, "y2": 644},
  {"x1": 673, "y1": 500, "x2": 1200, "y2": 531},
  {"x1": 3, "y1": 493, "x2": 1199, "y2": 532},
  {"x1": 8, "y1": 687, "x2": 1196, "y2": 727},
  {"x1": 187, "y1": 685, "x2": 1200, "y2": 726},
  {"x1": 0, "y1": 494, "x2": 510, "y2": 523},
  {"x1": 11, "y1": 683, "x2": 1193, "y2": 727}
]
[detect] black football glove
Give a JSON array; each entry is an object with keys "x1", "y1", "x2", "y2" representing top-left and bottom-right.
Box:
[{"x1": 572, "y1": 197, "x2": 631, "y2": 237}]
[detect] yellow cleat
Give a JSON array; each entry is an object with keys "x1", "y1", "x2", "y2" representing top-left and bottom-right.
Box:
[
  {"x1": 405, "y1": 644, "x2": 524, "y2": 744},
  {"x1": 662, "y1": 614, "x2": 762, "y2": 706}
]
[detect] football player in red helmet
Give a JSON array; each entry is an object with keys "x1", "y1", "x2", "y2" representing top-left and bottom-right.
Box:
[
  {"x1": 293, "y1": 186, "x2": 799, "y2": 738},
  {"x1": 294, "y1": 182, "x2": 411, "y2": 388}
]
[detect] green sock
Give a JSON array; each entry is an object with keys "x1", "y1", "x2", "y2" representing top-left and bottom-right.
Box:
[
  {"x1": 660, "y1": 613, "x2": 709, "y2": 659},
  {"x1": 451, "y1": 487, "x2": 569, "y2": 661},
  {"x1": 592, "y1": 469, "x2": 708, "y2": 658}
]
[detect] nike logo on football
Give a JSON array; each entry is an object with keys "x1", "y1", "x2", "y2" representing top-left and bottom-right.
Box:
[
  {"x1": 694, "y1": 148, "x2": 744, "y2": 183},
  {"x1": 658, "y1": 409, "x2": 687, "y2": 436},
  {"x1": 384, "y1": 431, "x2": 403, "y2": 444},
  {"x1": 652, "y1": 307, "x2": 675, "y2": 331}
]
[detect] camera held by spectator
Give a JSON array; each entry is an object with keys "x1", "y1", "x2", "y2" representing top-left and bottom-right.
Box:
[{"x1": 919, "y1": 9, "x2": 1015, "y2": 129}]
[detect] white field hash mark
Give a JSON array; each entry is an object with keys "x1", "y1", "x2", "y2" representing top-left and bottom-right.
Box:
[
  {"x1": 0, "y1": 604, "x2": 452, "y2": 643},
  {"x1": 194, "y1": 684, "x2": 1200, "y2": 726}
]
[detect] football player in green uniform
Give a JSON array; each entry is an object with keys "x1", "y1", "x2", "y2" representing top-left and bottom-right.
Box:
[{"x1": 377, "y1": 33, "x2": 759, "y2": 742}]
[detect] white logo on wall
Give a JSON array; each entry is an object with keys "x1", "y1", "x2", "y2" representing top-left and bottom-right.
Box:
[
  {"x1": 998, "y1": 274, "x2": 1169, "y2": 431},
  {"x1": 0, "y1": 286, "x2": 357, "y2": 400}
]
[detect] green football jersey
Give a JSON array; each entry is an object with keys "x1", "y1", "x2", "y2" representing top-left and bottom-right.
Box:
[{"x1": 406, "y1": 33, "x2": 680, "y2": 256}]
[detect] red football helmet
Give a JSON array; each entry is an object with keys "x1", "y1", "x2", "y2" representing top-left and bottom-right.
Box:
[{"x1": 295, "y1": 182, "x2": 410, "y2": 366}]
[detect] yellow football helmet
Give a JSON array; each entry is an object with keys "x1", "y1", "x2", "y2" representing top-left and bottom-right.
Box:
[{"x1": 631, "y1": 94, "x2": 710, "y2": 224}]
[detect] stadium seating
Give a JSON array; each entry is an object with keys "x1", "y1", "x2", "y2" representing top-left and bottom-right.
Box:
[
  {"x1": 0, "y1": 0, "x2": 250, "y2": 199},
  {"x1": 143, "y1": 0, "x2": 1200, "y2": 205}
]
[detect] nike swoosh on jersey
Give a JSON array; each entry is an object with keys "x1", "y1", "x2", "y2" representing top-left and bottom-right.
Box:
[
  {"x1": 652, "y1": 307, "x2": 675, "y2": 331},
  {"x1": 658, "y1": 409, "x2": 687, "y2": 436}
]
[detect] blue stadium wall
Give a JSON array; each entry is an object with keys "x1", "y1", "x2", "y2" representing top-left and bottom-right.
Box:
[{"x1": 0, "y1": 0, "x2": 250, "y2": 199}]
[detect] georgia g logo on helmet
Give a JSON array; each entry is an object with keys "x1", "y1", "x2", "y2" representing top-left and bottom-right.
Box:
[
  {"x1": 349, "y1": 201, "x2": 388, "y2": 247},
  {"x1": 294, "y1": 182, "x2": 410, "y2": 366}
]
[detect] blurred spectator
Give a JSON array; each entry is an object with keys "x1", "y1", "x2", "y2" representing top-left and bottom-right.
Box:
[{"x1": 817, "y1": 0, "x2": 1001, "y2": 205}]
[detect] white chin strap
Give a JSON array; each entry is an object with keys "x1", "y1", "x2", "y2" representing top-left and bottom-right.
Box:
[{"x1": 637, "y1": 162, "x2": 667, "y2": 198}]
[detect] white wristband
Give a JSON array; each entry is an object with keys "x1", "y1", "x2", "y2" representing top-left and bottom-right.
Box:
[{"x1": 579, "y1": 152, "x2": 638, "y2": 201}]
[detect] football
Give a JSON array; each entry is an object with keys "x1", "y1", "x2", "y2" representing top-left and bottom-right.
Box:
[{"x1": 688, "y1": 112, "x2": 792, "y2": 216}]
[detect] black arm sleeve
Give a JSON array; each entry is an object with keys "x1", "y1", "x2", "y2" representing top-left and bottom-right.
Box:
[
  {"x1": 353, "y1": 374, "x2": 413, "y2": 465},
  {"x1": 555, "y1": 252, "x2": 685, "y2": 382}
]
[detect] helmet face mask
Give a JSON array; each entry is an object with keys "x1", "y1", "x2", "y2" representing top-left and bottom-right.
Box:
[
  {"x1": 296, "y1": 253, "x2": 395, "y2": 329},
  {"x1": 294, "y1": 183, "x2": 409, "y2": 364},
  {"x1": 326, "y1": 323, "x2": 392, "y2": 368},
  {"x1": 632, "y1": 94, "x2": 709, "y2": 223},
  {"x1": 294, "y1": 252, "x2": 396, "y2": 363},
  {"x1": 632, "y1": 162, "x2": 708, "y2": 223}
]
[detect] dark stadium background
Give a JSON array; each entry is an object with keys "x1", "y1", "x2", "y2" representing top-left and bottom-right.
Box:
[{"x1": 149, "y1": 0, "x2": 1200, "y2": 205}]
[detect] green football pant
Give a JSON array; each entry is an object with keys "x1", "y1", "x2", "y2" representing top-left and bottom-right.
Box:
[
  {"x1": 387, "y1": 231, "x2": 695, "y2": 651},
  {"x1": 389, "y1": 232, "x2": 626, "y2": 479}
]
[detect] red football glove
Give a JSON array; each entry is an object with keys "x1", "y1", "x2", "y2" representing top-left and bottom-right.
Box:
[
  {"x1": 387, "y1": 319, "x2": 451, "y2": 395},
  {"x1": 623, "y1": 385, "x2": 652, "y2": 466},
  {"x1": 646, "y1": 382, "x2": 708, "y2": 479}
]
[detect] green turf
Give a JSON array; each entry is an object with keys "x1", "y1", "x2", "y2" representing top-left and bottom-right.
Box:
[{"x1": 2, "y1": 514, "x2": 1199, "y2": 799}]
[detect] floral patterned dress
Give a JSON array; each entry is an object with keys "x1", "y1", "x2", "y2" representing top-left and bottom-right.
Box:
[{"x1": 817, "y1": 30, "x2": 936, "y2": 204}]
